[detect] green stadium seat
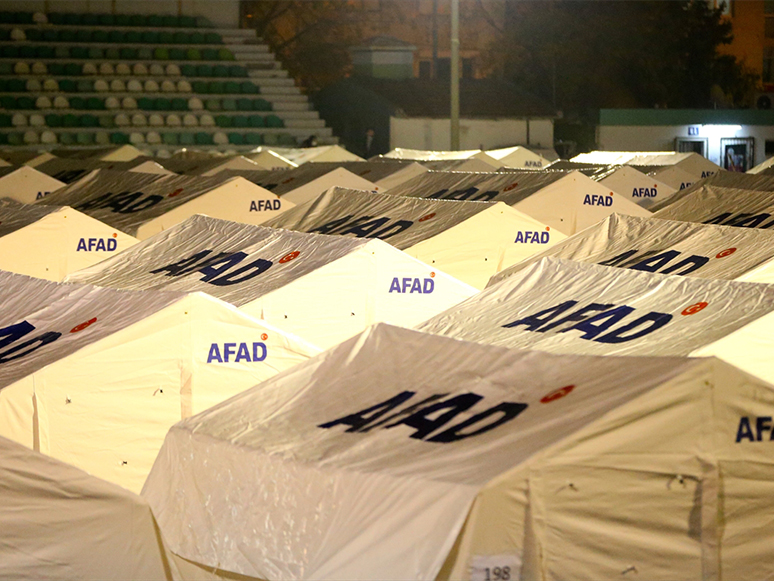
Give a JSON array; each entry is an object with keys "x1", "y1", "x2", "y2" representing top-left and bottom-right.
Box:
[
  {"x1": 0, "y1": 80, "x2": 6, "y2": 92},
  {"x1": 179, "y1": 132, "x2": 195, "y2": 146},
  {"x1": 69, "y1": 97, "x2": 85, "y2": 110},
  {"x1": 196, "y1": 16, "x2": 213, "y2": 27},
  {"x1": 154, "y1": 48, "x2": 170, "y2": 60},
  {"x1": 215, "y1": 115, "x2": 232, "y2": 127},
  {"x1": 195, "y1": 132, "x2": 213, "y2": 145},
  {"x1": 240, "y1": 81, "x2": 259, "y2": 94},
  {"x1": 225, "y1": 82, "x2": 240, "y2": 94},
  {"x1": 105, "y1": 47, "x2": 120, "y2": 60},
  {"x1": 237, "y1": 98, "x2": 254, "y2": 111},
  {"x1": 148, "y1": 15, "x2": 163, "y2": 27},
  {"x1": 79, "y1": 114, "x2": 99, "y2": 127},
  {"x1": 266, "y1": 114, "x2": 284, "y2": 128},
  {"x1": 76, "y1": 131, "x2": 94, "y2": 145},
  {"x1": 86, "y1": 97, "x2": 104, "y2": 110},
  {"x1": 180, "y1": 15, "x2": 197, "y2": 28},
  {"x1": 45, "y1": 114, "x2": 62, "y2": 127},
  {"x1": 262, "y1": 133, "x2": 279, "y2": 146},
  {"x1": 252, "y1": 98, "x2": 272, "y2": 111},
  {"x1": 65, "y1": 63, "x2": 83, "y2": 76},
  {"x1": 207, "y1": 81, "x2": 225, "y2": 94},
  {"x1": 169, "y1": 48, "x2": 186, "y2": 60},
  {"x1": 186, "y1": 49, "x2": 201, "y2": 61},
  {"x1": 201, "y1": 48, "x2": 218, "y2": 61},
  {"x1": 142, "y1": 31, "x2": 160, "y2": 44},
  {"x1": 77, "y1": 80, "x2": 94, "y2": 92},
  {"x1": 98, "y1": 115, "x2": 114, "y2": 128},
  {"x1": 46, "y1": 63, "x2": 63, "y2": 76},
  {"x1": 159, "y1": 31, "x2": 174, "y2": 44},
  {"x1": 278, "y1": 133, "x2": 297, "y2": 146},
  {"x1": 204, "y1": 32, "x2": 222, "y2": 44},
  {"x1": 110, "y1": 132, "x2": 129, "y2": 144},
  {"x1": 62, "y1": 114, "x2": 79, "y2": 127},
  {"x1": 59, "y1": 29, "x2": 77, "y2": 43},
  {"x1": 113, "y1": 14, "x2": 129, "y2": 26},
  {"x1": 212, "y1": 64, "x2": 228, "y2": 77},
  {"x1": 76, "y1": 30, "x2": 93, "y2": 43},
  {"x1": 196, "y1": 64, "x2": 213, "y2": 77},
  {"x1": 0, "y1": 114, "x2": 12, "y2": 128},
  {"x1": 99, "y1": 14, "x2": 116, "y2": 26},
  {"x1": 19, "y1": 46, "x2": 36, "y2": 59},
  {"x1": 218, "y1": 49, "x2": 235, "y2": 61},
  {"x1": 171, "y1": 98, "x2": 188, "y2": 111},
  {"x1": 108, "y1": 30, "x2": 125, "y2": 44},
  {"x1": 155, "y1": 98, "x2": 172, "y2": 110},
  {"x1": 138, "y1": 48, "x2": 154, "y2": 60},
  {"x1": 59, "y1": 79, "x2": 77, "y2": 92},
  {"x1": 230, "y1": 65, "x2": 249, "y2": 78},
  {"x1": 162, "y1": 132, "x2": 179, "y2": 145},
  {"x1": 55, "y1": 46, "x2": 70, "y2": 59},
  {"x1": 181, "y1": 64, "x2": 196, "y2": 77},
  {"x1": 173, "y1": 31, "x2": 190, "y2": 44},
  {"x1": 81, "y1": 13, "x2": 98, "y2": 25},
  {"x1": 190, "y1": 32, "x2": 205, "y2": 44},
  {"x1": 7, "y1": 132, "x2": 24, "y2": 146},
  {"x1": 246, "y1": 133, "x2": 263, "y2": 146},
  {"x1": 88, "y1": 48, "x2": 103, "y2": 60},
  {"x1": 2, "y1": 46, "x2": 19, "y2": 58},
  {"x1": 64, "y1": 13, "x2": 81, "y2": 25},
  {"x1": 205, "y1": 98, "x2": 221, "y2": 111},
  {"x1": 221, "y1": 98, "x2": 237, "y2": 111},
  {"x1": 16, "y1": 97, "x2": 35, "y2": 110},
  {"x1": 192, "y1": 81, "x2": 207, "y2": 93},
  {"x1": 0, "y1": 63, "x2": 11, "y2": 75},
  {"x1": 138, "y1": 97, "x2": 155, "y2": 110},
  {"x1": 232, "y1": 115, "x2": 249, "y2": 128},
  {"x1": 25, "y1": 29, "x2": 41, "y2": 42},
  {"x1": 0, "y1": 134, "x2": 7, "y2": 146},
  {"x1": 248, "y1": 115, "x2": 265, "y2": 128},
  {"x1": 36, "y1": 46, "x2": 55, "y2": 59},
  {"x1": 129, "y1": 14, "x2": 146, "y2": 27},
  {"x1": 120, "y1": 48, "x2": 138, "y2": 60},
  {"x1": 0, "y1": 29, "x2": 8, "y2": 41},
  {"x1": 8, "y1": 79, "x2": 25, "y2": 92},
  {"x1": 42, "y1": 29, "x2": 58, "y2": 43},
  {"x1": 92, "y1": 30, "x2": 108, "y2": 43},
  {"x1": 228, "y1": 132, "x2": 244, "y2": 145},
  {"x1": 162, "y1": 15, "x2": 178, "y2": 27},
  {"x1": 70, "y1": 47, "x2": 88, "y2": 59},
  {"x1": 47, "y1": 13, "x2": 64, "y2": 24},
  {"x1": 125, "y1": 30, "x2": 142, "y2": 44}
]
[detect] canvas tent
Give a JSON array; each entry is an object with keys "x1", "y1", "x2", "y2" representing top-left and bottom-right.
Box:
[
  {"x1": 244, "y1": 148, "x2": 298, "y2": 170},
  {"x1": 67, "y1": 214, "x2": 477, "y2": 349},
  {"x1": 649, "y1": 170, "x2": 774, "y2": 213},
  {"x1": 490, "y1": 213, "x2": 774, "y2": 286},
  {"x1": 159, "y1": 155, "x2": 262, "y2": 177},
  {"x1": 652, "y1": 185, "x2": 774, "y2": 229},
  {"x1": 0, "y1": 270, "x2": 318, "y2": 492},
  {"x1": 0, "y1": 151, "x2": 57, "y2": 167},
  {"x1": 0, "y1": 200, "x2": 138, "y2": 281},
  {"x1": 649, "y1": 165, "x2": 701, "y2": 193},
  {"x1": 265, "y1": 145, "x2": 364, "y2": 165},
  {"x1": 748, "y1": 155, "x2": 774, "y2": 174},
  {"x1": 374, "y1": 161, "x2": 429, "y2": 190},
  {"x1": 35, "y1": 156, "x2": 174, "y2": 185},
  {"x1": 264, "y1": 187, "x2": 567, "y2": 288},
  {"x1": 0, "y1": 435, "x2": 180, "y2": 580},
  {"x1": 486, "y1": 145, "x2": 551, "y2": 169},
  {"x1": 572, "y1": 151, "x2": 721, "y2": 179},
  {"x1": 0, "y1": 165, "x2": 65, "y2": 203},
  {"x1": 598, "y1": 165, "x2": 677, "y2": 208},
  {"x1": 382, "y1": 147, "x2": 500, "y2": 166},
  {"x1": 39, "y1": 169, "x2": 291, "y2": 239},
  {"x1": 143, "y1": 322, "x2": 774, "y2": 581}
]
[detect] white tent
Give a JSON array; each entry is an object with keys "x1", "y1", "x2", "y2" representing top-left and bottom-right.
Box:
[
  {"x1": 598, "y1": 165, "x2": 677, "y2": 208},
  {"x1": 0, "y1": 165, "x2": 65, "y2": 203},
  {"x1": 486, "y1": 145, "x2": 550, "y2": 169},
  {"x1": 649, "y1": 170, "x2": 774, "y2": 213},
  {"x1": 491, "y1": 213, "x2": 774, "y2": 286},
  {"x1": 748, "y1": 155, "x2": 774, "y2": 174},
  {"x1": 649, "y1": 164, "x2": 701, "y2": 192},
  {"x1": 375, "y1": 161, "x2": 429, "y2": 190},
  {"x1": 265, "y1": 187, "x2": 567, "y2": 288},
  {"x1": 67, "y1": 214, "x2": 477, "y2": 349},
  {"x1": 0, "y1": 200, "x2": 138, "y2": 281},
  {"x1": 265, "y1": 145, "x2": 364, "y2": 165},
  {"x1": 382, "y1": 147, "x2": 500, "y2": 167},
  {"x1": 653, "y1": 185, "x2": 774, "y2": 229},
  {"x1": 0, "y1": 270, "x2": 318, "y2": 493},
  {"x1": 245, "y1": 148, "x2": 298, "y2": 170},
  {"x1": 423, "y1": 157, "x2": 501, "y2": 172},
  {"x1": 35, "y1": 156, "x2": 174, "y2": 185},
  {"x1": 159, "y1": 155, "x2": 262, "y2": 177},
  {"x1": 143, "y1": 322, "x2": 774, "y2": 581},
  {"x1": 39, "y1": 169, "x2": 292, "y2": 239},
  {"x1": 0, "y1": 151, "x2": 57, "y2": 168},
  {"x1": 421, "y1": 257, "x2": 774, "y2": 386},
  {"x1": 0, "y1": 435, "x2": 179, "y2": 580},
  {"x1": 572, "y1": 151, "x2": 721, "y2": 179}
]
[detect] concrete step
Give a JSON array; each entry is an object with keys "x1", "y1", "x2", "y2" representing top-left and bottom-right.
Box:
[
  {"x1": 226, "y1": 44, "x2": 271, "y2": 54},
  {"x1": 248, "y1": 68, "x2": 288, "y2": 78}
]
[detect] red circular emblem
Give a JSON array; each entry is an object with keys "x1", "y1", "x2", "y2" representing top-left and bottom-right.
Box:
[
  {"x1": 430, "y1": 271, "x2": 435, "y2": 278},
  {"x1": 281, "y1": 177, "x2": 295, "y2": 185},
  {"x1": 504, "y1": 183, "x2": 519, "y2": 192},
  {"x1": 682, "y1": 302, "x2": 708, "y2": 316},
  {"x1": 261, "y1": 333, "x2": 268, "y2": 341},
  {"x1": 541, "y1": 385, "x2": 575, "y2": 404},
  {"x1": 418, "y1": 213, "x2": 436, "y2": 222},
  {"x1": 715, "y1": 248, "x2": 736, "y2": 259},
  {"x1": 279, "y1": 251, "x2": 300, "y2": 263},
  {"x1": 70, "y1": 317, "x2": 97, "y2": 333},
  {"x1": 112, "y1": 232, "x2": 117, "y2": 238},
  {"x1": 168, "y1": 188, "x2": 183, "y2": 198}
]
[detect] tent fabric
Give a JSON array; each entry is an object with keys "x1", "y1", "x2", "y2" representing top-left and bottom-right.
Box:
[
  {"x1": 0, "y1": 166, "x2": 65, "y2": 204},
  {"x1": 0, "y1": 435, "x2": 179, "y2": 580},
  {"x1": 0, "y1": 200, "x2": 138, "y2": 281},
  {"x1": 0, "y1": 270, "x2": 318, "y2": 492},
  {"x1": 244, "y1": 149, "x2": 297, "y2": 170},
  {"x1": 264, "y1": 187, "x2": 566, "y2": 288},
  {"x1": 486, "y1": 145, "x2": 550, "y2": 169},
  {"x1": 653, "y1": 185, "x2": 774, "y2": 229},
  {"x1": 38, "y1": 170, "x2": 292, "y2": 239},
  {"x1": 419, "y1": 257, "x2": 774, "y2": 384},
  {"x1": 382, "y1": 147, "x2": 496, "y2": 162},
  {"x1": 572, "y1": 151, "x2": 722, "y2": 179},
  {"x1": 421, "y1": 157, "x2": 500, "y2": 172},
  {"x1": 598, "y1": 165, "x2": 676, "y2": 209},
  {"x1": 649, "y1": 170, "x2": 774, "y2": 213},
  {"x1": 490, "y1": 213, "x2": 774, "y2": 286},
  {"x1": 261, "y1": 145, "x2": 365, "y2": 165},
  {"x1": 143, "y1": 323, "x2": 774, "y2": 580},
  {"x1": 66, "y1": 214, "x2": 477, "y2": 349},
  {"x1": 648, "y1": 165, "x2": 700, "y2": 197}
]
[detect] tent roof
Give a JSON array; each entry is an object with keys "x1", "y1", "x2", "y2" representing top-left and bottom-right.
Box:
[
  {"x1": 143, "y1": 322, "x2": 702, "y2": 580},
  {"x1": 649, "y1": 170, "x2": 774, "y2": 213},
  {"x1": 653, "y1": 185, "x2": 774, "y2": 227},
  {"x1": 220, "y1": 163, "x2": 372, "y2": 196},
  {"x1": 490, "y1": 213, "x2": 774, "y2": 285},
  {"x1": 0, "y1": 199, "x2": 61, "y2": 237},
  {"x1": 419, "y1": 257, "x2": 774, "y2": 356}
]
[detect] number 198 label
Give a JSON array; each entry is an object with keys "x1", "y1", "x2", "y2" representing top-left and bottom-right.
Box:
[{"x1": 470, "y1": 554, "x2": 521, "y2": 581}]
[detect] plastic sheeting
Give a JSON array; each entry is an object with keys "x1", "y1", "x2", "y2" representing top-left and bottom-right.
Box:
[
  {"x1": 653, "y1": 185, "x2": 774, "y2": 229},
  {"x1": 0, "y1": 200, "x2": 138, "y2": 281},
  {"x1": 0, "y1": 435, "x2": 178, "y2": 580},
  {"x1": 0, "y1": 270, "x2": 318, "y2": 492},
  {"x1": 144, "y1": 323, "x2": 774, "y2": 580},
  {"x1": 264, "y1": 187, "x2": 566, "y2": 288},
  {"x1": 67, "y1": 214, "x2": 477, "y2": 349},
  {"x1": 39, "y1": 169, "x2": 291, "y2": 239},
  {"x1": 490, "y1": 214, "x2": 774, "y2": 286}
]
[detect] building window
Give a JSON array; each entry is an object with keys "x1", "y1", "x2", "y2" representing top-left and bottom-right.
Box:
[
  {"x1": 764, "y1": 48, "x2": 774, "y2": 84},
  {"x1": 765, "y1": 140, "x2": 774, "y2": 158},
  {"x1": 462, "y1": 58, "x2": 474, "y2": 79},
  {"x1": 675, "y1": 138, "x2": 708, "y2": 157},
  {"x1": 419, "y1": 60, "x2": 432, "y2": 79},
  {"x1": 436, "y1": 58, "x2": 451, "y2": 81}
]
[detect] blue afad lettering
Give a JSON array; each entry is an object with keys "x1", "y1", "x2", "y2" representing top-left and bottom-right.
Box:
[
  {"x1": 318, "y1": 390, "x2": 528, "y2": 444},
  {"x1": 501, "y1": 300, "x2": 672, "y2": 343},
  {"x1": 75, "y1": 190, "x2": 164, "y2": 214},
  {"x1": 598, "y1": 249, "x2": 709, "y2": 275},
  {"x1": 524, "y1": 160, "x2": 542, "y2": 168},
  {"x1": 583, "y1": 194, "x2": 613, "y2": 206},
  {"x1": 389, "y1": 277, "x2": 434, "y2": 294},
  {"x1": 207, "y1": 342, "x2": 267, "y2": 363},
  {"x1": 632, "y1": 187, "x2": 657, "y2": 198},
  {"x1": 250, "y1": 199, "x2": 281, "y2": 212},
  {"x1": 704, "y1": 212, "x2": 774, "y2": 230},
  {"x1": 307, "y1": 215, "x2": 414, "y2": 240},
  {"x1": 35, "y1": 191, "x2": 52, "y2": 200},
  {"x1": 736, "y1": 416, "x2": 774, "y2": 442},
  {"x1": 514, "y1": 231, "x2": 549, "y2": 244},
  {"x1": 76, "y1": 237, "x2": 118, "y2": 252},
  {"x1": 150, "y1": 249, "x2": 274, "y2": 286},
  {"x1": 0, "y1": 320, "x2": 61, "y2": 365},
  {"x1": 679, "y1": 182, "x2": 693, "y2": 190}
]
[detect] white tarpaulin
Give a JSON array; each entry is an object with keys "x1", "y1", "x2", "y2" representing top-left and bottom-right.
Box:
[
  {"x1": 0, "y1": 434, "x2": 179, "y2": 580},
  {"x1": 264, "y1": 187, "x2": 567, "y2": 288},
  {"x1": 143, "y1": 322, "x2": 774, "y2": 580},
  {"x1": 0, "y1": 166, "x2": 65, "y2": 204},
  {"x1": 244, "y1": 149, "x2": 297, "y2": 170},
  {"x1": 0, "y1": 270, "x2": 318, "y2": 492},
  {"x1": 159, "y1": 155, "x2": 262, "y2": 176},
  {"x1": 382, "y1": 148, "x2": 499, "y2": 166},
  {"x1": 653, "y1": 185, "x2": 774, "y2": 229},
  {"x1": 67, "y1": 214, "x2": 476, "y2": 349},
  {"x1": 38, "y1": 169, "x2": 292, "y2": 239},
  {"x1": 486, "y1": 145, "x2": 550, "y2": 169},
  {"x1": 264, "y1": 145, "x2": 364, "y2": 165},
  {"x1": 491, "y1": 213, "x2": 774, "y2": 286},
  {"x1": 598, "y1": 165, "x2": 677, "y2": 208},
  {"x1": 649, "y1": 170, "x2": 774, "y2": 213},
  {"x1": 420, "y1": 257, "x2": 774, "y2": 385},
  {"x1": 572, "y1": 151, "x2": 721, "y2": 179},
  {"x1": 650, "y1": 165, "x2": 700, "y2": 194},
  {"x1": 0, "y1": 200, "x2": 138, "y2": 281}
]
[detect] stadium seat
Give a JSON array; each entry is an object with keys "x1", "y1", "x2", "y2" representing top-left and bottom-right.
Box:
[
  {"x1": 36, "y1": 46, "x2": 55, "y2": 59},
  {"x1": 162, "y1": 132, "x2": 179, "y2": 145},
  {"x1": 237, "y1": 98, "x2": 253, "y2": 111},
  {"x1": 182, "y1": 114, "x2": 198, "y2": 127},
  {"x1": 114, "y1": 113, "x2": 130, "y2": 127},
  {"x1": 213, "y1": 65, "x2": 229, "y2": 77},
  {"x1": 138, "y1": 97, "x2": 155, "y2": 110},
  {"x1": 47, "y1": 63, "x2": 64, "y2": 75},
  {"x1": 88, "y1": 48, "x2": 104, "y2": 60},
  {"x1": 205, "y1": 32, "x2": 222, "y2": 44},
  {"x1": 173, "y1": 31, "x2": 190, "y2": 44},
  {"x1": 218, "y1": 49, "x2": 235, "y2": 61},
  {"x1": 222, "y1": 98, "x2": 237, "y2": 111},
  {"x1": 177, "y1": 80, "x2": 192, "y2": 93},
  {"x1": 55, "y1": 46, "x2": 70, "y2": 59},
  {"x1": 233, "y1": 116, "x2": 249, "y2": 128},
  {"x1": 19, "y1": 46, "x2": 36, "y2": 59},
  {"x1": 16, "y1": 96, "x2": 35, "y2": 110},
  {"x1": 108, "y1": 30, "x2": 125, "y2": 44},
  {"x1": 132, "y1": 63, "x2": 148, "y2": 76},
  {"x1": 8, "y1": 78, "x2": 25, "y2": 92},
  {"x1": 7, "y1": 132, "x2": 23, "y2": 146},
  {"x1": 10, "y1": 28, "x2": 25, "y2": 41},
  {"x1": 162, "y1": 15, "x2": 178, "y2": 27},
  {"x1": 114, "y1": 14, "x2": 131, "y2": 26},
  {"x1": 43, "y1": 30, "x2": 58, "y2": 43},
  {"x1": 192, "y1": 81, "x2": 208, "y2": 93},
  {"x1": 1, "y1": 96, "x2": 17, "y2": 110},
  {"x1": 76, "y1": 30, "x2": 93, "y2": 43},
  {"x1": 154, "y1": 48, "x2": 170, "y2": 60},
  {"x1": 207, "y1": 81, "x2": 225, "y2": 94},
  {"x1": 126, "y1": 31, "x2": 142, "y2": 44},
  {"x1": 213, "y1": 131, "x2": 228, "y2": 145},
  {"x1": 155, "y1": 98, "x2": 172, "y2": 110},
  {"x1": 26, "y1": 79, "x2": 42, "y2": 92},
  {"x1": 13, "y1": 62, "x2": 30, "y2": 75},
  {"x1": 120, "y1": 48, "x2": 137, "y2": 60},
  {"x1": 62, "y1": 114, "x2": 79, "y2": 127},
  {"x1": 181, "y1": 64, "x2": 196, "y2": 77},
  {"x1": 0, "y1": 114, "x2": 11, "y2": 128},
  {"x1": 142, "y1": 31, "x2": 160, "y2": 44},
  {"x1": 266, "y1": 114, "x2": 284, "y2": 128},
  {"x1": 70, "y1": 47, "x2": 89, "y2": 60},
  {"x1": 149, "y1": 64, "x2": 165, "y2": 76},
  {"x1": 98, "y1": 116, "x2": 114, "y2": 128},
  {"x1": 80, "y1": 114, "x2": 99, "y2": 127},
  {"x1": 59, "y1": 79, "x2": 77, "y2": 93},
  {"x1": 76, "y1": 80, "x2": 94, "y2": 92},
  {"x1": 105, "y1": 96, "x2": 120, "y2": 110},
  {"x1": 0, "y1": 63, "x2": 11, "y2": 75},
  {"x1": 166, "y1": 64, "x2": 182, "y2": 76},
  {"x1": 95, "y1": 131, "x2": 110, "y2": 145},
  {"x1": 59, "y1": 30, "x2": 77, "y2": 43},
  {"x1": 99, "y1": 63, "x2": 115, "y2": 75},
  {"x1": 92, "y1": 30, "x2": 108, "y2": 43},
  {"x1": 195, "y1": 132, "x2": 213, "y2": 145},
  {"x1": 23, "y1": 130, "x2": 39, "y2": 144},
  {"x1": 53, "y1": 96, "x2": 69, "y2": 109},
  {"x1": 186, "y1": 49, "x2": 201, "y2": 61},
  {"x1": 36, "y1": 96, "x2": 53, "y2": 109},
  {"x1": 205, "y1": 98, "x2": 221, "y2": 111},
  {"x1": 105, "y1": 48, "x2": 121, "y2": 60},
  {"x1": 138, "y1": 48, "x2": 154, "y2": 61},
  {"x1": 144, "y1": 80, "x2": 160, "y2": 92},
  {"x1": 115, "y1": 63, "x2": 131, "y2": 76},
  {"x1": 11, "y1": 113, "x2": 27, "y2": 127},
  {"x1": 86, "y1": 97, "x2": 104, "y2": 110},
  {"x1": 2, "y1": 46, "x2": 20, "y2": 58},
  {"x1": 99, "y1": 14, "x2": 116, "y2": 26},
  {"x1": 246, "y1": 133, "x2": 264, "y2": 145},
  {"x1": 200, "y1": 114, "x2": 215, "y2": 127},
  {"x1": 247, "y1": 115, "x2": 265, "y2": 128},
  {"x1": 76, "y1": 132, "x2": 95, "y2": 145},
  {"x1": 41, "y1": 130, "x2": 57, "y2": 144},
  {"x1": 94, "y1": 79, "x2": 109, "y2": 92},
  {"x1": 228, "y1": 132, "x2": 244, "y2": 145},
  {"x1": 25, "y1": 29, "x2": 41, "y2": 42},
  {"x1": 33, "y1": 12, "x2": 48, "y2": 23},
  {"x1": 229, "y1": 65, "x2": 248, "y2": 78},
  {"x1": 127, "y1": 80, "x2": 143, "y2": 92},
  {"x1": 225, "y1": 81, "x2": 241, "y2": 94},
  {"x1": 82, "y1": 13, "x2": 98, "y2": 25},
  {"x1": 160, "y1": 80, "x2": 176, "y2": 93},
  {"x1": 253, "y1": 98, "x2": 272, "y2": 111},
  {"x1": 188, "y1": 97, "x2": 204, "y2": 111},
  {"x1": 110, "y1": 132, "x2": 130, "y2": 144},
  {"x1": 130, "y1": 14, "x2": 147, "y2": 27},
  {"x1": 169, "y1": 48, "x2": 186, "y2": 60},
  {"x1": 31, "y1": 62, "x2": 47, "y2": 75},
  {"x1": 202, "y1": 49, "x2": 219, "y2": 61},
  {"x1": 165, "y1": 114, "x2": 181, "y2": 127},
  {"x1": 131, "y1": 113, "x2": 147, "y2": 126},
  {"x1": 158, "y1": 31, "x2": 174, "y2": 45},
  {"x1": 121, "y1": 97, "x2": 138, "y2": 109},
  {"x1": 129, "y1": 132, "x2": 145, "y2": 145},
  {"x1": 216, "y1": 115, "x2": 232, "y2": 128},
  {"x1": 241, "y1": 82, "x2": 259, "y2": 94},
  {"x1": 146, "y1": 131, "x2": 161, "y2": 144},
  {"x1": 148, "y1": 113, "x2": 164, "y2": 127},
  {"x1": 64, "y1": 63, "x2": 82, "y2": 76},
  {"x1": 29, "y1": 113, "x2": 45, "y2": 127}
]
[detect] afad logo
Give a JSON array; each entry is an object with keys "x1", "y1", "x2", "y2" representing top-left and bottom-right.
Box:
[
  {"x1": 35, "y1": 191, "x2": 54, "y2": 200},
  {"x1": 308, "y1": 215, "x2": 416, "y2": 240},
  {"x1": 515, "y1": 227, "x2": 550, "y2": 244},
  {"x1": 632, "y1": 186, "x2": 658, "y2": 198},
  {"x1": 207, "y1": 340, "x2": 267, "y2": 363},
  {"x1": 736, "y1": 416, "x2": 774, "y2": 442},
  {"x1": 319, "y1": 390, "x2": 529, "y2": 444},
  {"x1": 0, "y1": 316, "x2": 97, "y2": 365},
  {"x1": 150, "y1": 248, "x2": 301, "y2": 287},
  {"x1": 679, "y1": 181, "x2": 694, "y2": 190},
  {"x1": 583, "y1": 193, "x2": 614, "y2": 206},
  {"x1": 597, "y1": 247, "x2": 737, "y2": 276},
  {"x1": 249, "y1": 199, "x2": 282, "y2": 212},
  {"x1": 501, "y1": 298, "x2": 709, "y2": 344},
  {"x1": 428, "y1": 186, "x2": 499, "y2": 202},
  {"x1": 76, "y1": 190, "x2": 163, "y2": 215},
  {"x1": 389, "y1": 272, "x2": 435, "y2": 294},
  {"x1": 76, "y1": 233, "x2": 119, "y2": 252},
  {"x1": 704, "y1": 212, "x2": 774, "y2": 230},
  {"x1": 524, "y1": 160, "x2": 543, "y2": 168}
]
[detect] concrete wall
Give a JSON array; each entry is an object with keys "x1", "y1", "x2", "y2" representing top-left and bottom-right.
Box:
[
  {"x1": 390, "y1": 117, "x2": 554, "y2": 151},
  {"x1": 0, "y1": 0, "x2": 240, "y2": 27},
  {"x1": 599, "y1": 124, "x2": 774, "y2": 168}
]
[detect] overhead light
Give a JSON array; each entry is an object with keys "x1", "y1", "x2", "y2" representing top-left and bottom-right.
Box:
[{"x1": 701, "y1": 124, "x2": 742, "y2": 136}]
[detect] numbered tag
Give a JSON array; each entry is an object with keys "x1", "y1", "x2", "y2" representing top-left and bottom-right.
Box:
[{"x1": 469, "y1": 554, "x2": 521, "y2": 581}]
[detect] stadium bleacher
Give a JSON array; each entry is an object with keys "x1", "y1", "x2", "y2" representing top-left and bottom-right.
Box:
[{"x1": 0, "y1": 10, "x2": 332, "y2": 151}]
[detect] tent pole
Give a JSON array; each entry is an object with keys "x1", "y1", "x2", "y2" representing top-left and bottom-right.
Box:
[{"x1": 450, "y1": 0, "x2": 460, "y2": 150}]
